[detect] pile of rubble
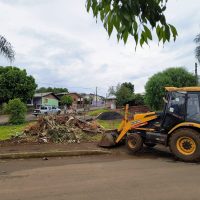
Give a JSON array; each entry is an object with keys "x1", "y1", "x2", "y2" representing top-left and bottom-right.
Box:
[{"x1": 17, "y1": 115, "x2": 105, "y2": 144}]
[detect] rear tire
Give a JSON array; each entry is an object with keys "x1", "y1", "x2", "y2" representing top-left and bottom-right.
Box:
[
  {"x1": 126, "y1": 133, "x2": 143, "y2": 153},
  {"x1": 169, "y1": 128, "x2": 200, "y2": 162}
]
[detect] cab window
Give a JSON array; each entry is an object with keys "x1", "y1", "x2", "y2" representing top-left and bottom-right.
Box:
[
  {"x1": 167, "y1": 92, "x2": 186, "y2": 117},
  {"x1": 187, "y1": 93, "x2": 200, "y2": 122}
]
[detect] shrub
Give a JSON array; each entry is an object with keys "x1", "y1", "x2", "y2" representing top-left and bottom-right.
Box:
[
  {"x1": 7, "y1": 98, "x2": 27, "y2": 124},
  {"x1": 0, "y1": 102, "x2": 8, "y2": 114},
  {"x1": 60, "y1": 95, "x2": 73, "y2": 107},
  {"x1": 134, "y1": 94, "x2": 145, "y2": 105}
]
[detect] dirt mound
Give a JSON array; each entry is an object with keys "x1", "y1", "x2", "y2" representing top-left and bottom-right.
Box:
[
  {"x1": 11, "y1": 115, "x2": 105, "y2": 144},
  {"x1": 97, "y1": 112, "x2": 123, "y2": 120}
]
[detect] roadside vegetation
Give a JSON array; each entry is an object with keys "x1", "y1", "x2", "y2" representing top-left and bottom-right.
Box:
[
  {"x1": 0, "y1": 123, "x2": 30, "y2": 140},
  {"x1": 97, "y1": 119, "x2": 121, "y2": 130},
  {"x1": 6, "y1": 98, "x2": 27, "y2": 124},
  {"x1": 87, "y1": 108, "x2": 109, "y2": 116},
  {"x1": 81, "y1": 132, "x2": 102, "y2": 142}
]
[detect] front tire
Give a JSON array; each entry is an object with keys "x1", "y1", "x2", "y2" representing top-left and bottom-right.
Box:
[
  {"x1": 169, "y1": 128, "x2": 200, "y2": 162},
  {"x1": 126, "y1": 133, "x2": 143, "y2": 153}
]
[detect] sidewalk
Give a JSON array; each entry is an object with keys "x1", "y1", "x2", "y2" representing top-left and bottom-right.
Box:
[{"x1": 0, "y1": 142, "x2": 110, "y2": 159}]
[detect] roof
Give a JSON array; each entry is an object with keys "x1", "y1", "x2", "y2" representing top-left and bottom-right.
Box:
[
  {"x1": 34, "y1": 92, "x2": 59, "y2": 100},
  {"x1": 106, "y1": 95, "x2": 116, "y2": 100},
  {"x1": 34, "y1": 92, "x2": 52, "y2": 97},
  {"x1": 56, "y1": 92, "x2": 69, "y2": 96},
  {"x1": 165, "y1": 87, "x2": 200, "y2": 92}
]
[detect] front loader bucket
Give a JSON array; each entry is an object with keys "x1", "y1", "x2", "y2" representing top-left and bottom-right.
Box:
[{"x1": 98, "y1": 131, "x2": 119, "y2": 147}]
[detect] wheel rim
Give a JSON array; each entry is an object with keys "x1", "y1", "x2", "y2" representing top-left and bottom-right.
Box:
[
  {"x1": 176, "y1": 136, "x2": 196, "y2": 155},
  {"x1": 128, "y1": 138, "x2": 137, "y2": 149}
]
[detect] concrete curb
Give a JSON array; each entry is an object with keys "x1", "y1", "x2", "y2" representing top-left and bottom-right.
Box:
[{"x1": 0, "y1": 150, "x2": 111, "y2": 159}]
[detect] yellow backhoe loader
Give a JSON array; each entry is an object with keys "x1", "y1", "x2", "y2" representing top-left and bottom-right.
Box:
[{"x1": 99, "y1": 87, "x2": 200, "y2": 161}]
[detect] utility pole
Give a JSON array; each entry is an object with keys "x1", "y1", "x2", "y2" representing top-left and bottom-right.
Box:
[
  {"x1": 95, "y1": 87, "x2": 98, "y2": 107},
  {"x1": 195, "y1": 62, "x2": 198, "y2": 84}
]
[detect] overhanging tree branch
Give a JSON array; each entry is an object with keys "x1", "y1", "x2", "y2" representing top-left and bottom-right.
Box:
[{"x1": 0, "y1": 36, "x2": 15, "y2": 62}]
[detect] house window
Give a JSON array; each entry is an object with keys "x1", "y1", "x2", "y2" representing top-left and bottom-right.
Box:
[{"x1": 44, "y1": 98, "x2": 48, "y2": 103}]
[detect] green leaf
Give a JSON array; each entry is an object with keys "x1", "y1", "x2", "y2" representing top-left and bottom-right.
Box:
[
  {"x1": 134, "y1": 33, "x2": 138, "y2": 46},
  {"x1": 108, "y1": 22, "x2": 113, "y2": 37},
  {"x1": 133, "y1": 21, "x2": 138, "y2": 33},
  {"x1": 164, "y1": 25, "x2": 170, "y2": 42},
  {"x1": 100, "y1": 10, "x2": 105, "y2": 21},
  {"x1": 113, "y1": 14, "x2": 120, "y2": 31},
  {"x1": 169, "y1": 24, "x2": 178, "y2": 41},
  {"x1": 156, "y1": 25, "x2": 163, "y2": 41},
  {"x1": 156, "y1": 25, "x2": 160, "y2": 37},
  {"x1": 143, "y1": 25, "x2": 152, "y2": 40},
  {"x1": 86, "y1": 0, "x2": 91, "y2": 12},
  {"x1": 123, "y1": 31, "x2": 129, "y2": 44},
  {"x1": 105, "y1": 4, "x2": 110, "y2": 14},
  {"x1": 91, "y1": 0, "x2": 98, "y2": 17},
  {"x1": 117, "y1": 33, "x2": 120, "y2": 42},
  {"x1": 160, "y1": 15, "x2": 166, "y2": 25},
  {"x1": 142, "y1": 31, "x2": 148, "y2": 45},
  {"x1": 162, "y1": 28, "x2": 166, "y2": 43},
  {"x1": 140, "y1": 37, "x2": 144, "y2": 47}
]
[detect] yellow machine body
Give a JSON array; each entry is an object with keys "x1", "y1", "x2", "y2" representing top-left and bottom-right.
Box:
[
  {"x1": 115, "y1": 105, "x2": 158, "y2": 143},
  {"x1": 98, "y1": 86, "x2": 200, "y2": 148}
]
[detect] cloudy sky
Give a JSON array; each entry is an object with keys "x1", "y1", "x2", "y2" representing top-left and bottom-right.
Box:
[{"x1": 0, "y1": 0, "x2": 199, "y2": 96}]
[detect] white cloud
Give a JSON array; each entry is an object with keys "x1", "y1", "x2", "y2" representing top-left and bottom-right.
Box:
[{"x1": 0, "y1": 0, "x2": 199, "y2": 96}]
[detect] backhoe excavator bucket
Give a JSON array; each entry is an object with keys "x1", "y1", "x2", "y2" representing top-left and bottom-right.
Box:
[
  {"x1": 98, "y1": 105, "x2": 129, "y2": 147},
  {"x1": 98, "y1": 131, "x2": 119, "y2": 147}
]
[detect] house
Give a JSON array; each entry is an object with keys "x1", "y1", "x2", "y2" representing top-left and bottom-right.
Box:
[
  {"x1": 56, "y1": 92, "x2": 83, "y2": 108},
  {"x1": 30, "y1": 92, "x2": 60, "y2": 108},
  {"x1": 81, "y1": 93, "x2": 105, "y2": 107},
  {"x1": 105, "y1": 95, "x2": 116, "y2": 109}
]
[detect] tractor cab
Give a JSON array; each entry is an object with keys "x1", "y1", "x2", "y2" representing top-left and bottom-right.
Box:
[{"x1": 161, "y1": 87, "x2": 200, "y2": 132}]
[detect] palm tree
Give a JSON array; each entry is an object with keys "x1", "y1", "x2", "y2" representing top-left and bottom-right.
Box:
[
  {"x1": 0, "y1": 35, "x2": 15, "y2": 62},
  {"x1": 194, "y1": 34, "x2": 200, "y2": 63}
]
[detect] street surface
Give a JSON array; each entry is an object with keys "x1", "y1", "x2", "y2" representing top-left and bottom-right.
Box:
[{"x1": 0, "y1": 146, "x2": 200, "y2": 200}]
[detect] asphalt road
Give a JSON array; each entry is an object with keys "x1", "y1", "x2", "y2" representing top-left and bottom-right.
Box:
[{"x1": 0, "y1": 147, "x2": 200, "y2": 200}]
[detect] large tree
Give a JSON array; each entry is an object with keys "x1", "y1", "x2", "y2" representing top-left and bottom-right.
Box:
[
  {"x1": 0, "y1": 66, "x2": 37, "y2": 104},
  {"x1": 194, "y1": 34, "x2": 200, "y2": 63},
  {"x1": 86, "y1": 0, "x2": 178, "y2": 47},
  {"x1": 109, "y1": 82, "x2": 134, "y2": 106},
  {"x1": 0, "y1": 36, "x2": 15, "y2": 62},
  {"x1": 121, "y1": 82, "x2": 134, "y2": 93},
  {"x1": 36, "y1": 87, "x2": 68, "y2": 94},
  {"x1": 145, "y1": 67, "x2": 197, "y2": 110}
]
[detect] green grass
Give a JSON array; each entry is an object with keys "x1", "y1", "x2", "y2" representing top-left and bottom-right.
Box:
[
  {"x1": 0, "y1": 123, "x2": 30, "y2": 140},
  {"x1": 97, "y1": 119, "x2": 121, "y2": 130},
  {"x1": 87, "y1": 108, "x2": 109, "y2": 116},
  {"x1": 80, "y1": 132, "x2": 102, "y2": 142}
]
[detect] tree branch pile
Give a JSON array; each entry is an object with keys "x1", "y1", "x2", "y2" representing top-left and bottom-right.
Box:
[{"x1": 21, "y1": 115, "x2": 105, "y2": 143}]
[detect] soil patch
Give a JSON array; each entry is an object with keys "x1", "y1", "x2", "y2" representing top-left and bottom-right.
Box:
[{"x1": 97, "y1": 112, "x2": 123, "y2": 120}]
